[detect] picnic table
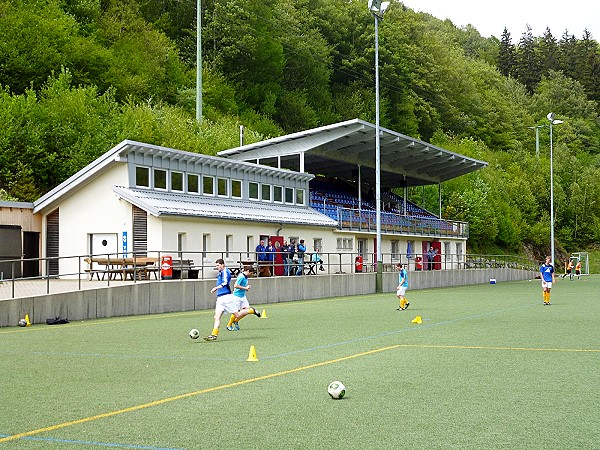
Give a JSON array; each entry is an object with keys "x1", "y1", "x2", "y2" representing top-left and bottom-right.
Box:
[{"x1": 85, "y1": 257, "x2": 159, "y2": 281}]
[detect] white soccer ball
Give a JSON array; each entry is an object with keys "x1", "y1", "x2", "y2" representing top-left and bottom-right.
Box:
[
  {"x1": 189, "y1": 328, "x2": 200, "y2": 339},
  {"x1": 328, "y1": 381, "x2": 346, "y2": 399},
  {"x1": 18, "y1": 318, "x2": 27, "y2": 327}
]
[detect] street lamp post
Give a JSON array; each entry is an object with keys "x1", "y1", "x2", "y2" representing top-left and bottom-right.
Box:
[
  {"x1": 196, "y1": 0, "x2": 202, "y2": 123},
  {"x1": 368, "y1": 0, "x2": 389, "y2": 293},
  {"x1": 547, "y1": 112, "x2": 563, "y2": 267},
  {"x1": 528, "y1": 125, "x2": 544, "y2": 158}
]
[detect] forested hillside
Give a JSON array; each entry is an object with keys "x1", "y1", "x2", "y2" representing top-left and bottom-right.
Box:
[{"x1": 1, "y1": 0, "x2": 599, "y2": 257}]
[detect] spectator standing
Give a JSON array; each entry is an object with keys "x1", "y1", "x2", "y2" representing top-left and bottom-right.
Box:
[
  {"x1": 282, "y1": 240, "x2": 291, "y2": 275},
  {"x1": 255, "y1": 239, "x2": 267, "y2": 276},
  {"x1": 426, "y1": 246, "x2": 436, "y2": 270},
  {"x1": 287, "y1": 239, "x2": 296, "y2": 276},
  {"x1": 296, "y1": 239, "x2": 307, "y2": 275},
  {"x1": 265, "y1": 239, "x2": 275, "y2": 277}
]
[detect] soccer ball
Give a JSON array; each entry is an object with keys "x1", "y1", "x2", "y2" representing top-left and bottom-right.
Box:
[
  {"x1": 327, "y1": 381, "x2": 346, "y2": 399},
  {"x1": 18, "y1": 318, "x2": 27, "y2": 327},
  {"x1": 189, "y1": 328, "x2": 200, "y2": 339}
]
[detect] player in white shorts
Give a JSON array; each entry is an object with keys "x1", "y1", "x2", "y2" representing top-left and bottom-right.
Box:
[
  {"x1": 539, "y1": 256, "x2": 555, "y2": 305},
  {"x1": 395, "y1": 262, "x2": 409, "y2": 310},
  {"x1": 204, "y1": 259, "x2": 245, "y2": 341},
  {"x1": 226, "y1": 267, "x2": 261, "y2": 331}
]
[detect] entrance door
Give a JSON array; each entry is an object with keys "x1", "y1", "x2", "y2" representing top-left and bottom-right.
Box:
[
  {"x1": 432, "y1": 241, "x2": 442, "y2": 270},
  {"x1": 23, "y1": 231, "x2": 40, "y2": 277},
  {"x1": 269, "y1": 235, "x2": 284, "y2": 276},
  {"x1": 91, "y1": 233, "x2": 119, "y2": 257},
  {"x1": 0, "y1": 225, "x2": 22, "y2": 278}
]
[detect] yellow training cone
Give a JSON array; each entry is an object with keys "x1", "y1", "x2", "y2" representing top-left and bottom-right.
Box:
[
  {"x1": 25, "y1": 314, "x2": 31, "y2": 326},
  {"x1": 247, "y1": 345, "x2": 258, "y2": 362},
  {"x1": 411, "y1": 315, "x2": 422, "y2": 324},
  {"x1": 260, "y1": 309, "x2": 268, "y2": 319}
]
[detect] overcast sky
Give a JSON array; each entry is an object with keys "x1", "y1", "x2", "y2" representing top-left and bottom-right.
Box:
[{"x1": 400, "y1": 0, "x2": 600, "y2": 41}]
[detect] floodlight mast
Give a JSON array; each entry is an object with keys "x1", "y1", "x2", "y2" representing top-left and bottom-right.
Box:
[
  {"x1": 546, "y1": 112, "x2": 563, "y2": 267},
  {"x1": 369, "y1": 0, "x2": 390, "y2": 292}
]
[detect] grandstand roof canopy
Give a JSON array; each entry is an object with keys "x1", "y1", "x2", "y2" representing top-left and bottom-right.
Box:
[{"x1": 218, "y1": 119, "x2": 488, "y2": 188}]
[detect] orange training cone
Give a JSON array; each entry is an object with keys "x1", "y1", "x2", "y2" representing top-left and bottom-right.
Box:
[
  {"x1": 25, "y1": 314, "x2": 31, "y2": 326},
  {"x1": 247, "y1": 345, "x2": 258, "y2": 362},
  {"x1": 260, "y1": 309, "x2": 268, "y2": 319},
  {"x1": 411, "y1": 315, "x2": 422, "y2": 324}
]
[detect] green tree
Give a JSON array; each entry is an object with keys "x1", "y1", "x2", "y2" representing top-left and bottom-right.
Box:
[
  {"x1": 514, "y1": 25, "x2": 541, "y2": 93},
  {"x1": 497, "y1": 27, "x2": 515, "y2": 78}
]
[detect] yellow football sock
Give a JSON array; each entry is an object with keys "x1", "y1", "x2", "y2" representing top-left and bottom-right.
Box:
[
  {"x1": 546, "y1": 292, "x2": 551, "y2": 303},
  {"x1": 248, "y1": 308, "x2": 255, "y2": 315},
  {"x1": 212, "y1": 328, "x2": 219, "y2": 336},
  {"x1": 227, "y1": 314, "x2": 236, "y2": 328},
  {"x1": 400, "y1": 299, "x2": 408, "y2": 309}
]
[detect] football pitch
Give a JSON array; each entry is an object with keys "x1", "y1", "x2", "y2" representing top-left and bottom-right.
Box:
[{"x1": 1, "y1": 276, "x2": 599, "y2": 449}]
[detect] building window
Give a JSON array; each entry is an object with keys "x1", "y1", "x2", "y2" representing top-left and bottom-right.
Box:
[
  {"x1": 261, "y1": 184, "x2": 271, "y2": 201},
  {"x1": 274, "y1": 186, "x2": 283, "y2": 202},
  {"x1": 226, "y1": 234, "x2": 233, "y2": 258},
  {"x1": 154, "y1": 169, "x2": 167, "y2": 190},
  {"x1": 187, "y1": 174, "x2": 199, "y2": 194},
  {"x1": 407, "y1": 240, "x2": 415, "y2": 259},
  {"x1": 344, "y1": 238, "x2": 353, "y2": 250},
  {"x1": 231, "y1": 179, "x2": 242, "y2": 198},
  {"x1": 313, "y1": 238, "x2": 322, "y2": 252},
  {"x1": 249, "y1": 182, "x2": 259, "y2": 200},
  {"x1": 391, "y1": 240, "x2": 400, "y2": 260},
  {"x1": 217, "y1": 177, "x2": 228, "y2": 196},
  {"x1": 456, "y1": 242, "x2": 463, "y2": 261},
  {"x1": 246, "y1": 235, "x2": 254, "y2": 258},
  {"x1": 171, "y1": 171, "x2": 183, "y2": 192},
  {"x1": 337, "y1": 238, "x2": 343, "y2": 250},
  {"x1": 296, "y1": 188, "x2": 305, "y2": 205},
  {"x1": 135, "y1": 167, "x2": 149, "y2": 188},
  {"x1": 202, "y1": 233, "x2": 210, "y2": 258},
  {"x1": 178, "y1": 233, "x2": 186, "y2": 257},
  {"x1": 203, "y1": 176, "x2": 214, "y2": 195},
  {"x1": 285, "y1": 187, "x2": 294, "y2": 204}
]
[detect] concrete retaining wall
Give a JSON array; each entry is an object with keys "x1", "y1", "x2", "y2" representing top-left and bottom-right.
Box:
[{"x1": 0, "y1": 268, "x2": 534, "y2": 327}]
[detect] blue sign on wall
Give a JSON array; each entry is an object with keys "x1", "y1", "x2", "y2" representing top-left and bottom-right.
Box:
[{"x1": 122, "y1": 231, "x2": 128, "y2": 255}]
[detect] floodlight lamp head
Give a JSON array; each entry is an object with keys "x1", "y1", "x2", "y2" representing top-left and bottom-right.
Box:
[
  {"x1": 368, "y1": 0, "x2": 382, "y2": 13},
  {"x1": 552, "y1": 119, "x2": 564, "y2": 125},
  {"x1": 368, "y1": 0, "x2": 390, "y2": 16},
  {"x1": 547, "y1": 112, "x2": 555, "y2": 121}
]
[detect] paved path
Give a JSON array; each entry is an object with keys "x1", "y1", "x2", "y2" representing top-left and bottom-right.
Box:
[{"x1": 0, "y1": 278, "x2": 157, "y2": 301}]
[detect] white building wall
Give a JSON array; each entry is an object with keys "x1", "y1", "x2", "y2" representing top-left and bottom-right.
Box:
[{"x1": 54, "y1": 164, "x2": 130, "y2": 274}]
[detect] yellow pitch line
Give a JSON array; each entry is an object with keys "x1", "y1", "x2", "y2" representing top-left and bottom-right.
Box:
[
  {"x1": 0, "y1": 344, "x2": 400, "y2": 443},
  {"x1": 395, "y1": 343, "x2": 600, "y2": 353}
]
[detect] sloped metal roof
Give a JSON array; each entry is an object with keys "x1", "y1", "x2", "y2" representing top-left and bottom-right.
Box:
[
  {"x1": 218, "y1": 119, "x2": 488, "y2": 187},
  {"x1": 113, "y1": 187, "x2": 338, "y2": 227}
]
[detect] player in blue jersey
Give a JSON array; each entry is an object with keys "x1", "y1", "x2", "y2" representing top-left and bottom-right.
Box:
[
  {"x1": 395, "y1": 262, "x2": 410, "y2": 310},
  {"x1": 226, "y1": 266, "x2": 261, "y2": 331},
  {"x1": 204, "y1": 259, "x2": 241, "y2": 341},
  {"x1": 540, "y1": 256, "x2": 555, "y2": 305}
]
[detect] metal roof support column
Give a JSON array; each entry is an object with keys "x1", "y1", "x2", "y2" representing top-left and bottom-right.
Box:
[
  {"x1": 438, "y1": 183, "x2": 442, "y2": 219},
  {"x1": 357, "y1": 164, "x2": 362, "y2": 207}
]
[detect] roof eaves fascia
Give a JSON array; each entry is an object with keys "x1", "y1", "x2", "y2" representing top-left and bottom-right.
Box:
[{"x1": 33, "y1": 140, "x2": 130, "y2": 214}]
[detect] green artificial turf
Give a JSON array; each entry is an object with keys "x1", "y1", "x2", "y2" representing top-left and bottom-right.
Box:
[{"x1": 1, "y1": 276, "x2": 599, "y2": 449}]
